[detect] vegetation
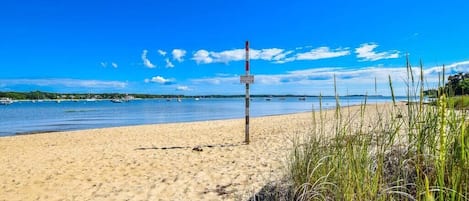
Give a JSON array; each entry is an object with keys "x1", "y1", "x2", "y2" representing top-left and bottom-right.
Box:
[
  {"x1": 0, "y1": 91, "x2": 381, "y2": 100},
  {"x1": 446, "y1": 72, "x2": 469, "y2": 96},
  {"x1": 449, "y1": 95, "x2": 469, "y2": 110},
  {"x1": 425, "y1": 72, "x2": 469, "y2": 98},
  {"x1": 0, "y1": 91, "x2": 185, "y2": 100},
  {"x1": 287, "y1": 60, "x2": 469, "y2": 200}
]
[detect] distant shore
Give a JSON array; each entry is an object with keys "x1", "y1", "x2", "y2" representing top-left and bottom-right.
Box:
[
  {"x1": 0, "y1": 90, "x2": 390, "y2": 101},
  {"x1": 0, "y1": 102, "x2": 398, "y2": 200}
]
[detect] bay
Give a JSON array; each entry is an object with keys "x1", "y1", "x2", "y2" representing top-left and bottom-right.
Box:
[{"x1": 0, "y1": 96, "x2": 403, "y2": 137}]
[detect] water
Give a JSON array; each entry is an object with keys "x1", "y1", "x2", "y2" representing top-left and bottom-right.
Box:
[{"x1": 0, "y1": 96, "x2": 403, "y2": 137}]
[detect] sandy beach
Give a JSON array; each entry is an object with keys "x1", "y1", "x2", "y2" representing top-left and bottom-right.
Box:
[{"x1": 0, "y1": 103, "x2": 395, "y2": 201}]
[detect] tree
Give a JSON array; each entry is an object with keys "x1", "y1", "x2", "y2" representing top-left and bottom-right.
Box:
[{"x1": 446, "y1": 72, "x2": 469, "y2": 96}]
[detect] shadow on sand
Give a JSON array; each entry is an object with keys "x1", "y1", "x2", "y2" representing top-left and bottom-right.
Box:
[{"x1": 134, "y1": 142, "x2": 246, "y2": 151}]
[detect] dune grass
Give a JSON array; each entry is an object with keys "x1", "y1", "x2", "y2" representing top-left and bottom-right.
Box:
[
  {"x1": 288, "y1": 61, "x2": 469, "y2": 200},
  {"x1": 449, "y1": 95, "x2": 469, "y2": 110}
]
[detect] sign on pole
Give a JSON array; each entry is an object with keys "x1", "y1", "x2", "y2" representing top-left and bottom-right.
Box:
[
  {"x1": 240, "y1": 75, "x2": 254, "y2": 84},
  {"x1": 241, "y1": 41, "x2": 254, "y2": 144}
]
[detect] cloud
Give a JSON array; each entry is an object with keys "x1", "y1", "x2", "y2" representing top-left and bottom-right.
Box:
[
  {"x1": 101, "y1": 62, "x2": 118, "y2": 68},
  {"x1": 251, "y1": 48, "x2": 284, "y2": 60},
  {"x1": 192, "y1": 48, "x2": 288, "y2": 64},
  {"x1": 209, "y1": 49, "x2": 245, "y2": 64},
  {"x1": 158, "y1": 49, "x2": 167, "y2": 56},
  {"x1": 355, "y1": 43, "x2": 400, "y2": 61},
  {"x1": 189, "y1": 60, "x2": 469, "y2": 95},
  {"x1": 295, "y1": 47, "x2": 350, "y2": 61},
  {"x1": 193, "y1": 50, "x2": 213, "y2": 64},
  {"x1": 141, "y1": 49, "x2": 156, "y2": 68},
  {"x1": 176, "y1": 86, "x2": 191, "y2": 91},
  {"x1": 272, "y1": 50, "x2": 294, "y2": 61},
  {"x1": 144, "y1": 76, "x2": 175, "y2": 85},
  {"x1": 191, "y1": 46, "x2": 351, "y2": 64},
  {"x1": 0, "y1": 78, "x2": 127, "y2": 89},
  {"x1": 423, "y1": 60, "x2": 469, "y2": 78},
  {"x1": 172, "y1": 49, "x2": 186, "y2": 62},
  {"x1": 165, "y1": 58, "x2": 175, "y2": 68}
]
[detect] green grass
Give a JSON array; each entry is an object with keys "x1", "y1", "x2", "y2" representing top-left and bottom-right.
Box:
[
  {"x1": 449, "y1": 95, "x2": 469, "y2": 110},
  {"x1": 288, "y1": 61, "x2": 469, "y2": 200}
]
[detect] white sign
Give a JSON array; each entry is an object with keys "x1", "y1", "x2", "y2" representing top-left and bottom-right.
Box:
[{"x1": 240, "y1": 75, "x2": 254, "y2": 84}]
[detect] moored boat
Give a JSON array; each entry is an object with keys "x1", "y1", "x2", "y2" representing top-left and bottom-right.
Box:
[
  {"x1": 0, "y1": 98, "x2": 14, "y2": 105},
  {"x1": 111, "y1": 99, "x2": 123, "y2": 103}
]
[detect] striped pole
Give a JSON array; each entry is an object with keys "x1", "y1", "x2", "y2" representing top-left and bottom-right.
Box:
[{"x1": 245, "y1": 40, "x2": 250, "y2": 144}]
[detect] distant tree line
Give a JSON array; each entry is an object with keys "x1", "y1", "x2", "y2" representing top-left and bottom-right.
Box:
[
  {"x1": 0, "y1": 91, "x2": 381, "y2": 100},
  {"x1": 424, "y1": 72, "x2": 469, "y2": 97},
  {"x1": 0, "y1": 91, "x2": 185, "y2": 100}
]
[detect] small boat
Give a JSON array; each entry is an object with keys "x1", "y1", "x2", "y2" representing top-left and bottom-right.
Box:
[
  {"x1": 298, "y1": 97, "x2": 306, "y2": 101},
  {"x1": 123, "y1": 95, "x2": 134, "y2": 102},
  {"x1": 265, "y1": 97, "x2": 272, "y2": 101},
  {"x1": 177, "y1": 98, "x2": 182, "y2": 102},
  {"x1": 195, "y1": 98, "x2": 200, "y2": 101},
  {"x1": 0, "y1": 98, "x2": 13, "y2": 105},
  {"x1": 111, "y1": 99, "x2": 123, "y2": 103}
]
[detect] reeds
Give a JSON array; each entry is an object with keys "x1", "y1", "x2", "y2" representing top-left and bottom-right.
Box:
[{"x1": 288, "y1": 58, "x2": 469, "y2": 200}]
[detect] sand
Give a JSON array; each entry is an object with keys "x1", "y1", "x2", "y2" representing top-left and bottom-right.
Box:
[{"x1": 0, "y1": 103, "x2": 395, "y2": 201}]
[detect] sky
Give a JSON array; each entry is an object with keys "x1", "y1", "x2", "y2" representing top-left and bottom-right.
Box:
[{"x1": 0, "y1": 0, "x2": 468, "y2": 96}]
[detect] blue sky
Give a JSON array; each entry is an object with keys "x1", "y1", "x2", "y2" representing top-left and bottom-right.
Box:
[{"x1": 1, "y1": 0, "x2": 468, "y2": 96}]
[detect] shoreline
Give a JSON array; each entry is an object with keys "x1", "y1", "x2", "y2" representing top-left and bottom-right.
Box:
[
  {"x1": 0, "y1": 103, "x2": 396, "y2": 200},
  {"x1": 1, "y1": 100, "x2": 385, "y2": 137},
  {"x1": 4, "y1": 110, "x2": 316, "y2": 137}
]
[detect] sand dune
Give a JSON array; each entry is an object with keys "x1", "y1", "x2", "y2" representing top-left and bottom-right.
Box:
[{"x1": 0, "y1": 103, "x2": 393, "y2": 200}]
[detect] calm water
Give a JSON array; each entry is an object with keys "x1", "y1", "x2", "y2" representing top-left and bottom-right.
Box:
[{"x1": 0, "y1": 96, "x2": 403, "y2": 137}]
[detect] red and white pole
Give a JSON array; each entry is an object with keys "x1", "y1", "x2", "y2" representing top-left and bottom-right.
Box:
[{"x1": 245, "y1": 41, "x2": 250, "y2": 144}]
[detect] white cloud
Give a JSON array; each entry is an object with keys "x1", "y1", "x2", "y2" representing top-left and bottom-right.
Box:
[
  {"x1": 158, "y1": 49, "x2": 167, "y2": 56},
  {"x1": 192, "y1": 48, "x2": 290, "y2": 64},
  {"x1": 272, "y1": 50, "x2": 294, "y2": 61},
  {"x1": 251, "y1": 48, "x2": 284, "y2": 60},
  {"x1": 210, "y1": 49, "x2": 245, "y2": 63},
  {"x1": 145, "y1": 76, "x2": 175, "y2": 85},
  {"x1": 165, "y1": 58, "x2": 175, "y2": 68},
  {"x1": 193, "y1": 50, "x2": 213, "y2": 64},
  {"x1": 101, "y1": 62, "x2": 118, "y2": 68},
  {"x1": 192, "y1": 46, "x2": 351, "y2": 64},
  {"x1": 295, "y1": 47, "x2": 350, "y2": 61},
  {"x1": 176, "y1": 86, "x2": 191, "y2": 91},
  {"x1": 172, "y1": 49, "x2": 186, "y2": 62},
  {"x1": 355, "y1": 43, "x2": 400, "y2": 61},
  {"x1": 141, "y1": 49, "x2": 156, "y2": 68},
  {"x1": 189, "y1": 60, "x2": 469, "y2": 96}
]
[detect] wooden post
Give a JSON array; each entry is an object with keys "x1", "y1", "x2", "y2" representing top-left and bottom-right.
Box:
[
  {"x1": 245, "y1": 41, "x2": 250, "y2": 144},
  {"x1": 240, "y1": 41, "x2": 254, "y2": 144}
]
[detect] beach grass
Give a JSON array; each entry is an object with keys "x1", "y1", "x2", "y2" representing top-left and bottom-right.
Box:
[
  {"x1": 287, "y1": 60, "x2": 469, "y2": 200},
  {"x1": 448, "y1": 95, "x2": 469, "y2": 110}
]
